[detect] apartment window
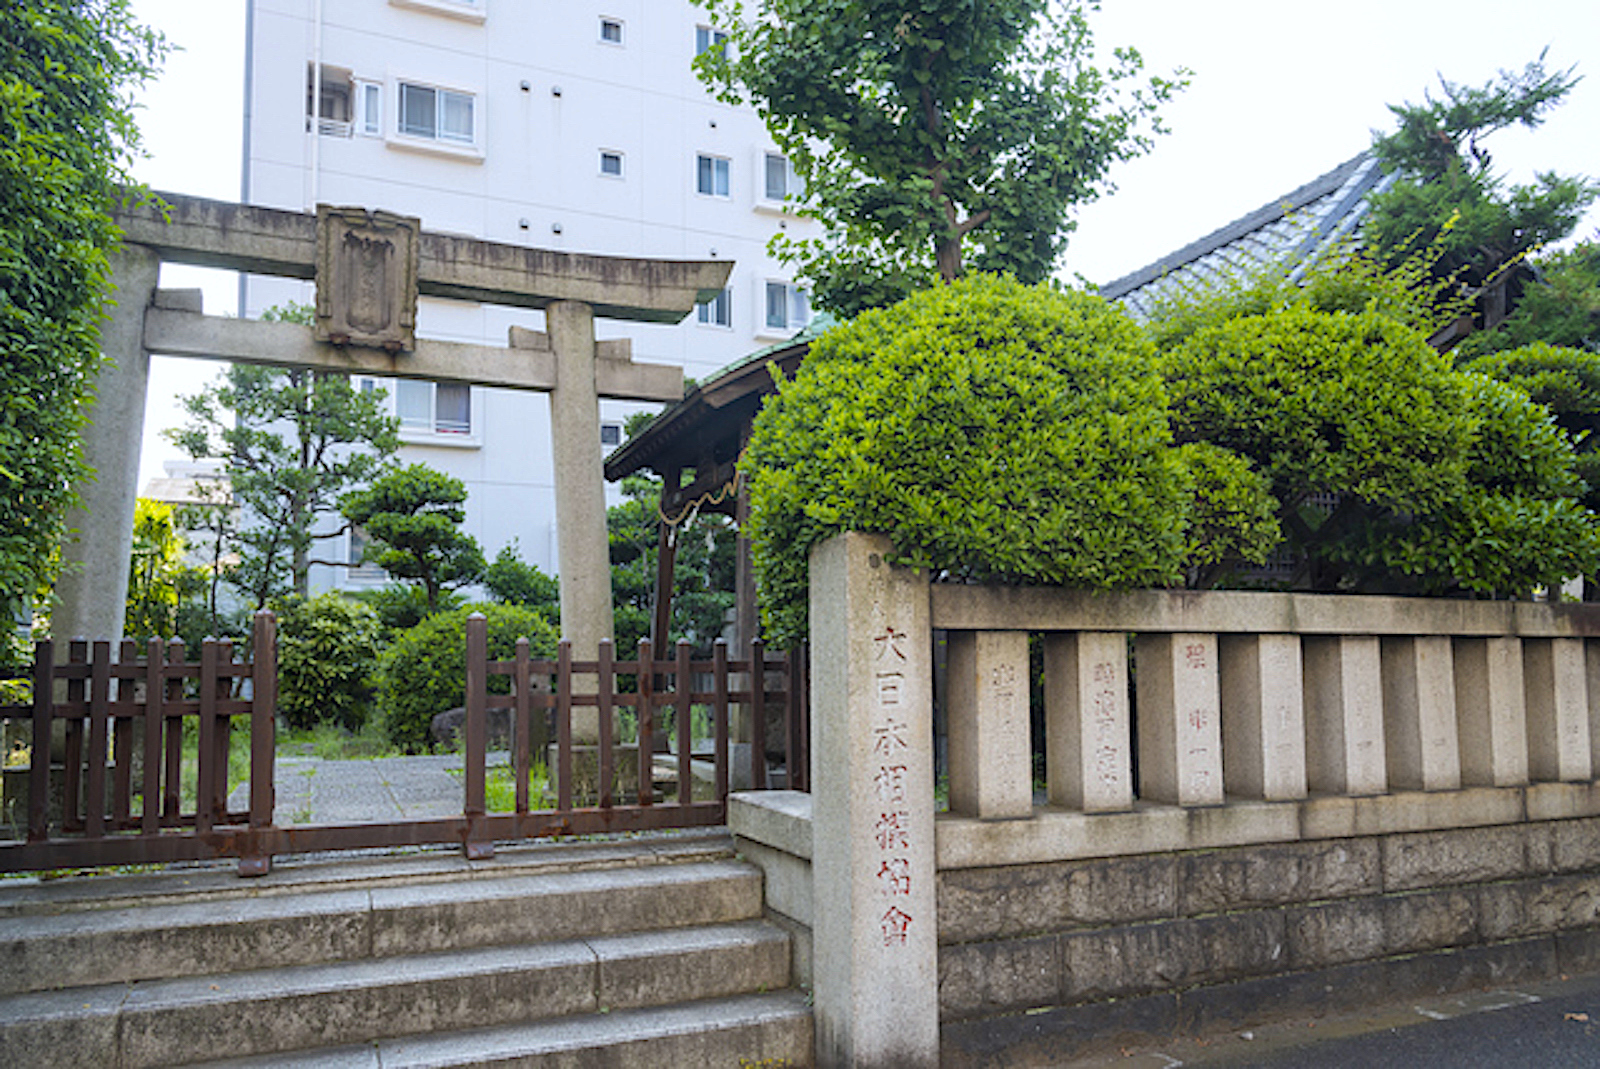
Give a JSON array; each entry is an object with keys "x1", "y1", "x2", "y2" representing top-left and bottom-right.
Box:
[
  {"x1": 599, "y1": 17, "x2": 623, "y2": 44},
  {"x1": 599, "y1": 150, "x2": 624, "y2": 177},
  {"x1": 600, "y1": 421, "x2": 624, "y2": 449},
  {"x1": 696, "y1": 154, "x2": 730, "y2": 198},
  {"x1": 695, "y1": 25, "x2": 728, "y2": 55},
  {"x1": 397, "y1": 379, "x2": 473, "y2": 436},
  {"x1": 356, "y1": 80, "x2": 382, "y2": 136},
  {"x1": 697, "y1": 287, "x2": 732, "y2": 327},
  {"x1": 764, "y1": 153, "x2": 803, "y2": 202},
  {"x1": 306, "y1": 64, "x2": 353, "y2": 136},
  {"x1": 389, "y1": 0, "x2": 485, "y2": 20},
  {"x1": 398, "y1": 82, "x2": 475, "y2": 145},
  {"x1": 765, "y1": 281, "x2": 810, "y2": 333},
  {"x1": 347, "y1": 526, "x2": 386, "y2": 582}
]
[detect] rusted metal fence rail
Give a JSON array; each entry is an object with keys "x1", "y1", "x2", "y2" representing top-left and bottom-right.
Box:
[{"x1": 0, "y1": 612, "x2": 805, "y2": 876}]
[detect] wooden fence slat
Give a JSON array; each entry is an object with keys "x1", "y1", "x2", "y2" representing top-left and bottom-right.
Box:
[
  {"x1": 250, "y1": 612, "x2": 276, "y2": 829},
  {"x1": 63, "y1": 640, "x2": 87, "y2": 832},
  {"x1": 556, "y1": 640, "x2": 573, "y2": 813},
  {"x1": 598, "y1": 640, "x2": 614, "y2": 810},
  {"x1": 28, "y1": 640, "x2": 53, "y2": 842},
  {"x1": 636, "y1": 639, "x2": 654, "y2": 807},
  {"x1": 714, "y1": 640, "x2": 729, "y2": 801},
  {"x1": 85, "y1": 642, "x2": 112, "y2": 837},
  {"x1": 142, "y1": 638, "x2": 163, "y2": 834},
  {"x1": 514, "y1": 638, "x2": 531, "y2": 815},
  {"x1": 163, "y1": 640, "x2": 185, "y2": 824},
  {"x1": 676, "y1": 640, "x2": 692, "y2": 806},
  {"x1": 112, "y1": 640, "x2": 136, "y2": 826},
  {"x1": 750, "y1": 639, "x2": 767, "y2": 791},
  {"x1": 464, "y1": 615, "x2": 487, "y2": 819},
  {"x1": 196, "y1": 641, "x2": 218, "y2": 835},
  {"x1": 212, "y1": 639, "x2": 233, "y2": 822}
]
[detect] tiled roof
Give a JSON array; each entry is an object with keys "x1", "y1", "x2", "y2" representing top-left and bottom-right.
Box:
[{"x1": 1100, "y1": 151, "x2": 1393, "y2": 320}]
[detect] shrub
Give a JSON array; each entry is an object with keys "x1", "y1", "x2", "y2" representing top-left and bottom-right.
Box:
[
  {"x1": 378, "y1": 604, "x2": 558, "y2": 753},
  {"x1": 744, "y1": 274, "x2": 1251, "y2": 644},
  {"x1": 350, "y1": 583, "x2": 464, "y2": 638},
  {"x1": 275, "y1": 594, "x2": 383, "y2": 732},
  {"x1": 1165, "y1": 307, "x2": 1600, "y2": 594}
]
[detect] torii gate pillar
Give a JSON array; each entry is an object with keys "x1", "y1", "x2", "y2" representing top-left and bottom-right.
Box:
[
  {"x1": 54, "y1": 245, "x2": 160, "y2": 645},
  {"x1": 545, "y1": 300, "x2": 615, "y2": 674}
]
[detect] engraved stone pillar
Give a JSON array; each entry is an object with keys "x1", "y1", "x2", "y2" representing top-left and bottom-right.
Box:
[
  {"x1": 1380, "y1": 636, "x2": 1461, "y2": 791},
  {"x1": 1136, "y1": 633, "x2": 1224, "y2": 806},
  {"x1": 1453, "y1": 637, "x2": 1529, "y2": 787},
  {"x1": 1588, "y1": 642, "x2": 1600, "y2": 778},
  {"x1": 1220, "y1": 634, "x2": 1307, "y2": 800},
  {"x1": 54, "y1": 245, "x2": 162, "y2": 643},
  {"x1": 1043, "y1": 632, "x2": 1132, "y2": 812},
  {"x1": 546, "y1": 300, "x2": 615, "y2": 742},
  {"x1": 1303, "y1": 636, "x2": 1386, "y2": 796},
  {"x1": 947, "y1": 630, "x2": 1032, "y2": 820},
  {"x1": 1524, "y1": 638, "x2": 1591, "y2": 782},
  {"x1": 808, "y1": 533, "x2": 937, "y2": 1069}
]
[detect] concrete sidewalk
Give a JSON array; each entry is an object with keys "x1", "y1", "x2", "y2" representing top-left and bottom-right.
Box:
[{"x1": 229, "y1": 754, "x2": 497, "y2": 824}]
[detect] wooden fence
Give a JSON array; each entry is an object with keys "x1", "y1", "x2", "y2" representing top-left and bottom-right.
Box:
[{"x1": 0, "y1": 612, "x2": 805, "y2": 876}]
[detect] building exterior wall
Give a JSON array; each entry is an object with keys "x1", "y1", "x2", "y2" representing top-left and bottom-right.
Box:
[{"x1": 242, "y1": 0, "x2": 817, "y2": 592}]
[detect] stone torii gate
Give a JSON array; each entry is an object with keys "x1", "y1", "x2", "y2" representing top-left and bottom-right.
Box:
[{"x1": 57, "y1": 192, "x2": 731, "y2": 679}]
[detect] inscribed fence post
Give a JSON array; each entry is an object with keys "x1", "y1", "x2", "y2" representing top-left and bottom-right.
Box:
[{"x1": 809, "y1": 532, "x2": 938, "y2": 1068}]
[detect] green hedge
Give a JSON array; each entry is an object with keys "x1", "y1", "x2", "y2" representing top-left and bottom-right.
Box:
[
  {"x1": 744, "y1": 274, "x2": 1275, "y2": 644},
  {"x1": 276, "y1": 593, "x2": 382, "y2": 732},
  {"x1": 377, "y1": 604, "x2": 558, "y2": 752}
]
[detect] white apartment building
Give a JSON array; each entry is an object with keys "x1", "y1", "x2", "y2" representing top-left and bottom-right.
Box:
[{"x1": 241, "y1": 0, "x2": 818, "y2": 592}]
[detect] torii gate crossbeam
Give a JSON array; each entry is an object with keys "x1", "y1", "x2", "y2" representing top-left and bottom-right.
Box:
[{"x1": 60, "y1": 193, "x2": 730, "y2": 733}]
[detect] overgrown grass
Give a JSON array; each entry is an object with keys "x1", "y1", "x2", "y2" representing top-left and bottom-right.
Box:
[
  {"x1": 278, "y1": 720, "x2": 400, "y2": 760},
  {"x1": 450, "y1": 759, "x2": 555, "y2": 812}
]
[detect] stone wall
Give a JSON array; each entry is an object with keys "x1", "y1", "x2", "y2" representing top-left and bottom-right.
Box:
[{"x1": 938, "y1": 812, "x2": 1600, "y2": 1064}]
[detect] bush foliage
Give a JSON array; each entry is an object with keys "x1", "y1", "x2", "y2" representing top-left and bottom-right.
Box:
[
  {"x1": 276, "y1": 594, "x2": 383, "y2": 732},
  {"x1": 0, "y1": 2, "x2": 164, "y2": 617},
  {"x1": 744, "y1": 274, "x2": 1276, "y2": 643},
  {"x1": 1164, "y1": 308, "x2": 1600, "y2": 594},
  {"x1": 377, "y1": 604, "x2": 558, "y2": 752}
]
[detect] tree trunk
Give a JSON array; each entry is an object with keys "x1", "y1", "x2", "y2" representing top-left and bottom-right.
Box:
[{"x1": 935, "y1": 236, "x2": 962, "y2": 283}]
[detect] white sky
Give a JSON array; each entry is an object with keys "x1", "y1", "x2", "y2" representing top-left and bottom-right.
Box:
[{"x1": 126, "y1": 0, "x2": 1600, "y2": 486}]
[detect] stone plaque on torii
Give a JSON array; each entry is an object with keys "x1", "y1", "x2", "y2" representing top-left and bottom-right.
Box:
[{"x1": 58, "y1": 193, "x2": 731, "y2": 721}]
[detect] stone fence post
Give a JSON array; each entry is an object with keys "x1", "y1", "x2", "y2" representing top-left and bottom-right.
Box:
[{"x1": 809, "y1": 532, "x2": 939, "y2": 1068}]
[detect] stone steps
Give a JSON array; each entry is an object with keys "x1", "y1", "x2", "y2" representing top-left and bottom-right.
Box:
[
  {"x1": 0, "y1": 834, "x2": 813, "y2": 1068},
  {"x1": 190, "y1": 992, "x2": 816, "y2": 1069}
]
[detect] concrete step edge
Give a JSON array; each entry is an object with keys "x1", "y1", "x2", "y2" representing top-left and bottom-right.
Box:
[
  {"x1": 1, "y1": 856, "x2": 764, "y2": 995},
  {"x1": 0, "y1": 831, "x2": 736, "y2": 919},
  {"x1": 0, "y1": 922, "x2": 794, "y2": 1069},
  {"x1": 179, "y1": 990, "x2": 815, "y2": 1069}
]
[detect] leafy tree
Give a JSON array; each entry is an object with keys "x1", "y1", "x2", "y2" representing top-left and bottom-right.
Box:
[
  {"x1": 1163, "y1": 306, "x2": 1600, "y2": 595},
  {"x1": 1364, "y1": 54, "x2": 1599, "y2": 322},
  {"x1": 1462, "y1": 341, "x2": 1600, "y2": 515},
  {"x1": 377, "y1": 604, "x2": 557, "y2": 752},
  {"x1": 275, "y1": 593, "x2": 383, "y2": 732},
  {"x1": 0, "y1": 1, "x2": 165, "y2": 620},
  {"x1": 124, "y1": 498, "x2": 187, "y2": 641},
  {"x1": 1457, "y1": 240, "x2": 1600, "y2": 358},
  {"x1": 340, "y1": 464, "x2": 486, "y2": 614},
  {"x1": 692, "y1": 0, "x2": 1183, "y2": 316},
  {"x1": 607, "y1": 473, "x2": 735, "y2": 654},
  {"x1": 745, "y1": 274, "x2": 1275, "y2": 644},
  {"x1": 168, "y1": 305, "x2": 399, "y2": 608},
  {"x1": 483, "y1": 543, "x2": 561, "y2": 625},
  {"x1": 171, "y1": 475, "x2": 242, "y2": 643}
]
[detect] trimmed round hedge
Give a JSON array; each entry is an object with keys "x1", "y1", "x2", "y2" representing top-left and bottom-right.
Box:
[
  {"x1": 745, "y1": 274, "x2": 1213, "y2": 645},
  {"x1": 378, "y1": 604, "x2": 559, "y2": 752}
]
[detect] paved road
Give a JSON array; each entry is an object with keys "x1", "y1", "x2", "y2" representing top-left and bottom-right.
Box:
[
  {"x1": 229, "y1": 754, "x2": 480, "y2": 824},
  {"x1": 1080, "y1": 972, "x2": 1600, "y2": 1068}
]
